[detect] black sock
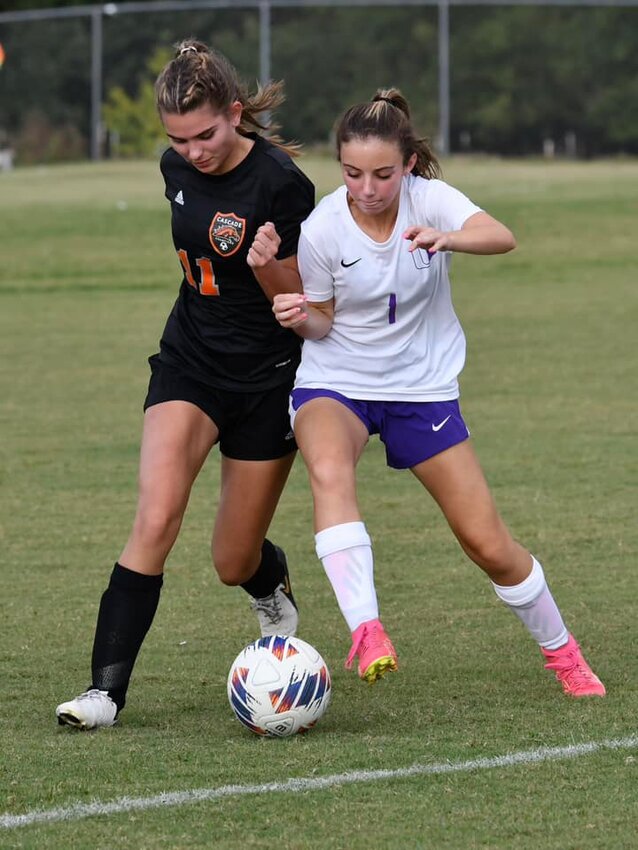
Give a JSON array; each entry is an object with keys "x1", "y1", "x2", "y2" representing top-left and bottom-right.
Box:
[
  {"x1": 240, "y1": 540, "x2": 285, "y2": 599},
  {"x1": 91, "y1": 562, "x2": 163, "y2": 713}
]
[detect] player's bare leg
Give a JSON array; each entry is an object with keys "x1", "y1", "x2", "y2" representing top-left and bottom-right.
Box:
[
  {"x1": 293, "y1": 397, "x2": 368, "y2": 530},
  {"x1": 120, "y1": 401, "x2": 219, "y2": 573},
  {"x1": 411, "y1": 439, "x2": 605, "y2": 696},
  {"x1": 411, "y1": 439, "x2": 530, "y2": 585},
  {"x1": 213, "y1": 452, "x2": 299, "y2": 635}
]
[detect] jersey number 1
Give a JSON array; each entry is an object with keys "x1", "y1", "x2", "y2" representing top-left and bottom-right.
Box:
[
  {"x1": 178, "y1": 249, "x2": 220, "y2": 296},
  {"x1": 388, "y1": 293, "x2": 397, "y2": 324}
]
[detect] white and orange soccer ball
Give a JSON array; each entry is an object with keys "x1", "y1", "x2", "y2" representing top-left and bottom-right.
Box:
[{"x1": 227, "y1": 635, "x2": 331, "y2": 737}]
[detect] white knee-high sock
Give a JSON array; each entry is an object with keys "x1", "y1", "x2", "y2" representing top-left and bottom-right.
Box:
[
  {"x1": 492, "y1": 557, "x2": 569, "y2": 650},
  {"x1": 315, "y1": 522, "x2": 378, "y2": 632}
]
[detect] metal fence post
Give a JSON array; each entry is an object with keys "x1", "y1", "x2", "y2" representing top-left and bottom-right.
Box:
[
  {"x1": 437, "y1": 0, "x2": 450, "y2": 156},
  {"x1": 259, "y1": 0, "x2": 271, "y2": 85},
  {"x1": 90, "y1": 7, "x2": 103, "y2": 161}
]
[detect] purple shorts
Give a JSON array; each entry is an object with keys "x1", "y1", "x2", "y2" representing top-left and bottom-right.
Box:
[{"x1": 290, "y1": 388, "x2": 470, "y2": 469}]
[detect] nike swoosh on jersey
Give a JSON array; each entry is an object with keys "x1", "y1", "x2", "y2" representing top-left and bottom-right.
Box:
[
  {"x1": 340, "y1": 258, "x2": 361, "y2": 268},
  {"x1": 432, "y1": 415, "x2": 452, "y2": 432}
]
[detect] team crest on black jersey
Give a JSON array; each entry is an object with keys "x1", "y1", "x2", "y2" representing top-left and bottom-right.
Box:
[{"x1": 209, "y1": 212, "x2": 246, "y2": 257}]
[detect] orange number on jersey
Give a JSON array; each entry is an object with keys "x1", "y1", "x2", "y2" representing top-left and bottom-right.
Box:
[{"x1": 177, "y1": 249, "x2": 220, "y2": 296}]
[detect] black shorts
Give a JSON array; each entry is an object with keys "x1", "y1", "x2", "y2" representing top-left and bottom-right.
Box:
[{"x1": 144, "y1": 355, "x2": 297, "y2": 461}]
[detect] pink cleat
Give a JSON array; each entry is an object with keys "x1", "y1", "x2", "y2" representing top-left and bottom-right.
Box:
[
  {"x1": 542, "y1": 634, "x2": 606, "y2": 697},
  {"x1": 346, "y1": 618, "x2": 398, "y2": 684}
]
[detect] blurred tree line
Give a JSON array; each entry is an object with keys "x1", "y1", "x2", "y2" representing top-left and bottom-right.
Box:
[{"x1": 0, "y1": 0, "x2": 636, "y2": 162}]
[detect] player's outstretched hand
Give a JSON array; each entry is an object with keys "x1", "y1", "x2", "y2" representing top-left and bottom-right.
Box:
[
  {"x1": 403, "y1": 225, "x2": 449, "y2": 253},
  {"x1": 247, "y1": 221, "x2": 281, "y2": 269},
  {"x1": 273, "y1": 293, "x2": 308, "y2": 328}
]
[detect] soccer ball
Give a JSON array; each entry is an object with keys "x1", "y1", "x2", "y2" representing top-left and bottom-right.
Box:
[{"x1": 227, "y1": 635, "x2": 331, "y2": 737}]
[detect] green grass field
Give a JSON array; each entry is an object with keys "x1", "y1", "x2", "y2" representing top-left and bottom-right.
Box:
[{"x1": 1, "y1": 156, "x2": 637, "y2": 849}]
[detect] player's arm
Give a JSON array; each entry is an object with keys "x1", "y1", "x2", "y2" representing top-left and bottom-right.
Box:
[
  {"x1": 273, "y1": 294, "x2": 334, "y2": 340},
  {"x1": 247, "y1": 221, "x2": 303, "y2": 301},
  {"x1": 403, "y1": 211, "x2": 516, "y2": 256}
]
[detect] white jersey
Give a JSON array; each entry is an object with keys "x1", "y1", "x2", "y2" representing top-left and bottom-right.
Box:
[{"x1": 295, "y1": 174, "x2": 482, "y2": 401}]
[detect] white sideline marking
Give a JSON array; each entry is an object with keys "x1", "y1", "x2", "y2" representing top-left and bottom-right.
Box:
[{"x1": 2, "y1": 734, "x2": 637, "y2": 830}]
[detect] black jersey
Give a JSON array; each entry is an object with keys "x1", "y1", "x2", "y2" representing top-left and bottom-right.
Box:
[{"x1": 157, "y1": 135, "x2": 315, "y2": 391}]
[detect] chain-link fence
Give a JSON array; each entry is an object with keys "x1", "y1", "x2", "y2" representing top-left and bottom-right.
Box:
[{"x1": 1, "y1": 0, "x2": 637, "y2": 163}]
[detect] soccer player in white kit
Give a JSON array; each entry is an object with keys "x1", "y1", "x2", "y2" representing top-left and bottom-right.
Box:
[{"x1": 273, "y1": 88, "x2": 605, "y2": 697}]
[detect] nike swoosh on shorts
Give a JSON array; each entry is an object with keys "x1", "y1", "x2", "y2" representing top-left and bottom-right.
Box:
[{"x1": 432, "y1": 415, "x2": 452, "y2": 432}]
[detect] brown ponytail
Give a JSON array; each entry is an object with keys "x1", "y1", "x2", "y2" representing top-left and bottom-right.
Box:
[
  {"x1": 154, "y1": 39, "x2": 300, "y2": 156},
  {"x1": 335, "y1": 87, "x2": 440, "y2": 179}
]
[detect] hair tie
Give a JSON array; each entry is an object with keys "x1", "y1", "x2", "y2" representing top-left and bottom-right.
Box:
[
  {"x1": 179, "y1": 45, "x2": 198, "y2": 56},
  {"x1": 375, "y1": 96, "x2": 396, "y2": 106}
]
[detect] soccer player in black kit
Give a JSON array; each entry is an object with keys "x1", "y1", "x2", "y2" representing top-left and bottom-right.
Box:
[{"x1": 56, "y1": 40, "x2": 315, "y2": 729}]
